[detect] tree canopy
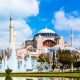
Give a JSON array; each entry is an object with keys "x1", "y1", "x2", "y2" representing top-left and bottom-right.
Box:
[
  {"x1": 38, "y1": 53, "x2": 50, "y2": 63},
  {"x1": 57, "y1": 49, "x2": 78, "y2": 65}
]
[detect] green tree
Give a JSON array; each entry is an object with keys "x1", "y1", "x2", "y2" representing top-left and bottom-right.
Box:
[
  {"x1": 57, "y1": 49, "x2": 76, "y2": 66},
  {"x1": 38, "y1": 53, "x2": 50, "y2": 64},
  {"x1": 73, "y1": 61, "x2": 80, "y2": 70},
  {"x1": 5, "y1": 68, "x2": 12, "y2": 77},
  {"x1": 38, "y1": 54, "x2": 46, "y2": 62}
]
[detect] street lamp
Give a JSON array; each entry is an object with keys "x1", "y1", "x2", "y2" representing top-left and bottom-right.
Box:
[{"x1": 71, "y1": 54, "x2": 73, "y2": 72}]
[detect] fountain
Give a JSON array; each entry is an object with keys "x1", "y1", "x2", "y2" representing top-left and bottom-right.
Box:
[
  {"x1": 20, "y1": 54, "x2": 25, "y2": 72},
  {"x1": 7, "y1": 48, "x2": 18, "y2": 72},
  {"x1": 26, "y1": 54, "x2": 33, "y2": 71},
  {"x1": 0, "y1": 16, "x2": 33, "y2": 72},
  {"x1": 2, "y1": 59, "x2": 5, "y2": 71}
]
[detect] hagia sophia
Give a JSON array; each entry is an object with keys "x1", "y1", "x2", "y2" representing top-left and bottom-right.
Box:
[
  {"x1": 0, "y1": 17, "x2": 80, "y2": 72},
  {"x1": 34, "y1": 27, "x2": 63, "y2": 48},
  {"x1": 16, "y1": 26, "x2": 67, "y2": 58}
]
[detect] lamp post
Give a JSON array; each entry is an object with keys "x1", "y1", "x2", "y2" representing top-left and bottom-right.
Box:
[
  {"x1": 49, "y1": 60, "x2": 53, "y2": 72},
  {"x1": 71, "y1": 54, "x2": 73, "y2": 72},
  {"x1": 50, "y1": 49, "x2": 56, "y2": 71},
  {"x1": 49, "y1": 49, "x2": 53, "y2": 72}
]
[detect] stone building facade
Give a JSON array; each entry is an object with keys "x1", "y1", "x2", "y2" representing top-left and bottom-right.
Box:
[
  {"x1": 33, "y1": 27, "x2": 64, "y2": 49},
  {"x1": 16, "y1": 27, "x2": 65, "y2": 57}
]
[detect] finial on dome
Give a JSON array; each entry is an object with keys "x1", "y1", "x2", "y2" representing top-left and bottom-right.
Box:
[
  {"x1": 38, "y1": 27, "x2": 55, "y2": 33},
  {"x1": 45, "y1": 26, "x2": 48, "y2": 29}
]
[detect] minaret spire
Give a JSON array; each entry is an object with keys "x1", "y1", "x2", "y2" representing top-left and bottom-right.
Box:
[
  {"x1": 8, "y1": 16, "x2": 18, "y2": 72},
  {"x1": 9, "y1": 16, "x2": 15, "y2": 49},
  {"x1": 71, "y1": 28, "x2": 73, "y2": 47}
]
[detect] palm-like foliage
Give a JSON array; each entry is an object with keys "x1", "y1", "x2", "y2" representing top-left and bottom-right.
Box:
[
  {"x1": 38, "y1": 53, "x2": 50, "y2": 63},
  {"x1": 38, "y1": 54, "x2": 46, "y2": 62}
]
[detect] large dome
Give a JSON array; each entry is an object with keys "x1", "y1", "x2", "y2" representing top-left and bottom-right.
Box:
[{"x1": 38, "y1": 27, "x2": 55, "y2": 34}]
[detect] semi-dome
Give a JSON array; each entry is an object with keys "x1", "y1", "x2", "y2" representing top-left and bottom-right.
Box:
[{"x1": 38, "y1": 27, "x2": 55, "y2": 34}]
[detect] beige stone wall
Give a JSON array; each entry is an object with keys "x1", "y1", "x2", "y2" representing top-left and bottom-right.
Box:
[
  {"x1": 77, "y1": 49, "x2": 80, "y2": 53},
  {"x1": 42, "y1": 37, "x2": 55, "y2": 42},
  {"x1": 16, "y1": 48, "x2": 28, "y2": 59},
  {"x1": 35, "y1": 35, "x2": 60, "y2": 49},
  {"x1": 37, "y1": 35, "x2": 43, "y2": 49},
  {"x1": 16, "y1": 35, "x2": 65, "y2": 58}
]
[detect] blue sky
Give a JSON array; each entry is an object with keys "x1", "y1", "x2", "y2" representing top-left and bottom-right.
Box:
[
  {"x1": 28, "y1": 0, "x2": 80, "y2": 48},
  {"x1": 0, "y1": 0, "x2": 80, "y2": 48}
]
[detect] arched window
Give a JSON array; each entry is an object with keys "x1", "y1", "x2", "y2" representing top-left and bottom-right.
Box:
[{"x1": 43, "y1": 40, "x2": 56, "y2": 47}]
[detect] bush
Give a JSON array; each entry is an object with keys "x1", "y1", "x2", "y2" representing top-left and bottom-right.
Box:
[
  {"x1": 5, "y1": 76, "x2": 12, "y2": 80},
  {"x1": 52, "y1": 63, "x2": 56, "y2": 70},
  {"x1": 73, "y1": 61, "x2": 80, "y2": 70},
  {"x1": 5, "y1": 68, "x2": 12, "y2": 76}
]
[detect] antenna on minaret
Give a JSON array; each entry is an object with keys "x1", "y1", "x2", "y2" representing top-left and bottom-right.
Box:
[
  {"x1": 10, "y1": 16, "x2": 12, "y2": 21},
  {"x1": 71, "y1": 27, "x2": 73, "y2": 47},
  {"x1": 10, "y1": 11, "x2": 12, "y2": 20},
  {"x1": 10, "y1": 15, "x2": 13, "y2": 28}
]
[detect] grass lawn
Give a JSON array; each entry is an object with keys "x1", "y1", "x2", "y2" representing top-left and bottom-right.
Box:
[{"x1": 0, "y1": 72, "x2": 80, "y2": 77}]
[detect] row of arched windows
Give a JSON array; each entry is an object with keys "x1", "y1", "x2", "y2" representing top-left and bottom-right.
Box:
[{"x1": 39, "y1": 33, "x2": 56, "y2": 37}]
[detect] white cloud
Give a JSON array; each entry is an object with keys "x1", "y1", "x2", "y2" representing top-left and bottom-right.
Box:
[
  {"x1": 0, "y1": 19, "x2": 32, "y2": 49},
  {"x1": 52, "y1": 9, "x2": 80, "y2": 48},
  {"x1": 0, "y1": 0, "x2": 39, "y2": 19},
  {"x1": 74, "y1": 34, "x2": 80, "y2": 48},
  {"x1": 52, "y1": 10, "x2": 80, "y2": 31},
  {"x1": 0, "y1": 0, "x2": 39, "y2": 49}
]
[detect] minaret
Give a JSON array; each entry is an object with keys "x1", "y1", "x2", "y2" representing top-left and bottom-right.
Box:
[
  {"x1": 9, "y1": 16, "x2": 15, "y2": 49},
  {"x1": 8, "y1": 16, "x2": 18, "y2": 72},
  {"x1": 71, "y1": 28, "x2": 73, "y2": 47}
]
